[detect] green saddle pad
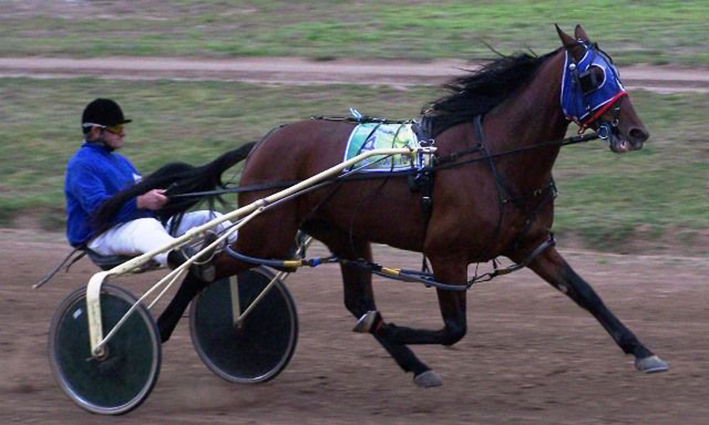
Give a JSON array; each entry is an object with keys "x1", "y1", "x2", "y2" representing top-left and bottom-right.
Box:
[{"x1": 343, "y1": 123, "x2": 422, "y2": 172}]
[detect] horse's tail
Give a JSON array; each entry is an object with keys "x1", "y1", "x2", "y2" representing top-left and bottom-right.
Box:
[{"x1": 92, "y1": 141, "x2": 256, "y2": 235}]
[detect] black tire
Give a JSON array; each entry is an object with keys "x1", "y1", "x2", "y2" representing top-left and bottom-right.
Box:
[
  {"x1": 48, "y1": 284, "x2": 161, "y2": 415},
  {"x1": 189, "y1": 267, "x2": 298, "y2": 384}
]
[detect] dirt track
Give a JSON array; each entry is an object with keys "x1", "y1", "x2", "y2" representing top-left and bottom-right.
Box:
[
  {"x1": 2, "y1": 55, "x2": 708, "y2": 423},
  {"x1": 1, "y1": 57, "x2": 708, "y2": 93},
  {"x1": 1, "y1": 228, "x2": 708, "y2": 424}
]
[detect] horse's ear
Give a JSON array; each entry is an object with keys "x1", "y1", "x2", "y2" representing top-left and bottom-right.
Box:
[
  {"x1": 574, "y1": 25, "x2": 589, "y2": 42},
  {"x1": 556, "y1": 24, "x2": 585, "y2": 60},
  {"x1": 555, "y1": 24, "x2": 576, "y2": 49}
]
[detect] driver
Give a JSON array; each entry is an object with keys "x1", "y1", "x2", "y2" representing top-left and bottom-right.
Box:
[{"x1": 64, "y1": 98, "x2": 233, "y2": 280}]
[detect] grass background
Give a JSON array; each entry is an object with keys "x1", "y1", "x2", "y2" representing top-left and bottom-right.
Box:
[
  {"x1": 0, "y1": 1, "x2": 707, "y2": 253},
  {"x1": 1, "y1": 79, "x2": 706, "y2": 253},
  {"x1": 1, "y1": 0, "x2": 708, "y2": 65}
]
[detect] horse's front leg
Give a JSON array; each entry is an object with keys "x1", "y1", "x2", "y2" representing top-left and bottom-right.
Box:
[{"x1": 526, "y1": 246, "x2": 668, "y2": 373}]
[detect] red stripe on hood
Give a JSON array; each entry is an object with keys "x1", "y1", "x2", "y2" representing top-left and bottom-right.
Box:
[{"x1": 582, "y1": 91, "x2": 628, "y2": 125}]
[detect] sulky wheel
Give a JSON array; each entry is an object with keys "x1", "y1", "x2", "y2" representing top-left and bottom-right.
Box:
[
  {"x1": 48, "y1": 284, "x2": 161, "y2": 415},
  {"x1": 189, "y1": 267, "x2": 298, "y2": 384}
]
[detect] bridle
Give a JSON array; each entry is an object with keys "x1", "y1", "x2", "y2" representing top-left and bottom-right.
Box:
[
  {"x1": 596, "y1": 102, "x2": 621, "y2": 141},
  {"x1": 561, "y1": 40, "x2": 627, "y2": 142}
]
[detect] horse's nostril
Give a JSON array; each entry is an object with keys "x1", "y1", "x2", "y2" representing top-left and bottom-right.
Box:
[{"x1": 629, "y1": 128, "x2": 649, "y2": 142}]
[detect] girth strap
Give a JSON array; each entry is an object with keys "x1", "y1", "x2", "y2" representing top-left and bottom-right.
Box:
[{"x1": 474, "y1": 115, "x2": 508, "y2": 245}]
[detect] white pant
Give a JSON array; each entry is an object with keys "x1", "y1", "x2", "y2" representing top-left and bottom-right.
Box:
[{"x1": 88, "y1": 211, "x2": 236, "y2": 266}]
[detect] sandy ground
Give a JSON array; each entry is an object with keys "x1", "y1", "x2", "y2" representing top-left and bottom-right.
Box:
[
  {"x1": 1, "y1": 57, "x2": 708, "y2": 93},
  {"x1": 1, "y1": 228, "x2": 708, "y2": 424}
]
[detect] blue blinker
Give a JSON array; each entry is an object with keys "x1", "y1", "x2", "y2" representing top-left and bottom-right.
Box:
[{"x1": 560, "y1": 42, "x2": 627, "y2": 126}]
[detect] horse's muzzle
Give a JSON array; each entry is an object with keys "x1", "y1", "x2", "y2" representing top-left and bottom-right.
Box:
[{"x1": 607, "y1": 125, "x2": 648, "y2": 153}]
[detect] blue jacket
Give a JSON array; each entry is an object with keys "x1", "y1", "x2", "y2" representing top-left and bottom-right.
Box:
[{"x1": 64, "y1": 142, "x2": 153, "y2": 246}]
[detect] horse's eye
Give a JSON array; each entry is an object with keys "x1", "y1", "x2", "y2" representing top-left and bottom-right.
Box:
[
  {"x1": 592, "y1": 66, "x2": 605, "y2": 82},
  {"x1": 579, "y1": 65, "x2": 606, "y2": 94}
]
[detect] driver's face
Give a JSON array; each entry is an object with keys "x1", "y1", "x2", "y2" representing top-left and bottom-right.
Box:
[{"x1": 102, "y1": 126, "x2": 126, "y2": 150}]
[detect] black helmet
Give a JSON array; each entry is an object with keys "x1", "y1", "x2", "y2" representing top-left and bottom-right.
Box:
[{"x1": 81, "y1": 98, "x2": 132, "y2": 132}]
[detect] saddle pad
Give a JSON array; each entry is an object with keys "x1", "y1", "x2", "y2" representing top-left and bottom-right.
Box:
[{"x1": 343, "y1": 123, "x2": 421, "y2": 173}]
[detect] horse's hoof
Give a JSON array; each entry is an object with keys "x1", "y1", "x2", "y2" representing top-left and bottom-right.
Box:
[
  {"x1": 414, "y1": 370, "x2": 443, "y2": 388},
  {"x1": 352, "y1": 310, "x2": 382, "y2": 334},
  {"x1": 635, "y1": 355, "x2": 669, "y2": 373}
]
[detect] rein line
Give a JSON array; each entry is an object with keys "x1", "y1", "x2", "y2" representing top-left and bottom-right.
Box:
[
  {"x1": 191, "y1": 129, "x2": 599, "y2": 292},
  {"x1": 435, "y1": 131, "x2": 599, "y2": 169},
  {"x1": 170, "y1": 131, "x2": 600, "y2": 199}
]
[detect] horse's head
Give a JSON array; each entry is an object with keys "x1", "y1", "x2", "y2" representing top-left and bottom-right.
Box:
[{"x1": 556, "y1": 25, "x2": 649, "y2": 153}]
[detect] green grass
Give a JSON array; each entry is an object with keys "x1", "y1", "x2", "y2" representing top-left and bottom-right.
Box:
[
  {"x1": 1, "y1": 0, "x2": 708, "y2": 65},
  {"x1": 552, "y1": 90, "x2": 709, "y2": 251},
  {"x1": 0, "y1": 77, "x2": 707, "y2": 252}
]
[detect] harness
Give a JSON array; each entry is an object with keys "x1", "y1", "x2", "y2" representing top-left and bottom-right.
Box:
[
  {"x1": 223, "y1": 112, "x2": 601, "y2": 292},
  {"x1": 397, "y1": 114, "x2": 557, "y2": 276},
  {"x1": 37, "y1": 120, "x2": 598, "y2": 291},
  {"x1": 472, "y1": 114, "x2": 558, "y2": 255},
  {"x1": 561, "y1": 40, "x2": 627, "y2": 134}
]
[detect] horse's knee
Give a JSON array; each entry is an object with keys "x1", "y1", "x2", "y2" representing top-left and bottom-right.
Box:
[{"x1": 441, "y1": 322, "x2": 467, "y2": 346}]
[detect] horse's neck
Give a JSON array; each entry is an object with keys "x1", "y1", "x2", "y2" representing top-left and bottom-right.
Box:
[{"x1": 485, "y1": 51, "x2": 569, "y2": 192}]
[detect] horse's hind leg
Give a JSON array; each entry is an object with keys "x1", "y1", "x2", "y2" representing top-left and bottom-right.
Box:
[
  {"x1": 156, "y1": 272, "x2": 208, "y2": 342},
  {"x1": 158, "y1": 210, "x2": 298, "y2": 343},
  {"x1": 312, "y1": 231, "x2": 436, "y2": 386},
  {"x1": 525, "y1": 246, "x2": 668, "y2": 373}
]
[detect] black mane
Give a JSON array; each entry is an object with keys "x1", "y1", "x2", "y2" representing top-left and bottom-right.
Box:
[{"x1": 422, "y1": 49, "x2": 560, "y2": 137}]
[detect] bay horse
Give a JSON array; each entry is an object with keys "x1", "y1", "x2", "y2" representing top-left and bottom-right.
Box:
[{"x1": 96, "y1": 25, "x2": 668, "y2": 386}]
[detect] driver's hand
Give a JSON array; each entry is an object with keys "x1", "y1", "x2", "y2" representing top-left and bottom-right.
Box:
[{"x1": 137, "y1": 189, "x2": 169, "y2": 211}]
